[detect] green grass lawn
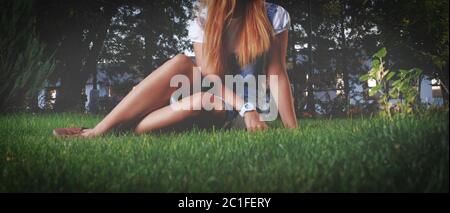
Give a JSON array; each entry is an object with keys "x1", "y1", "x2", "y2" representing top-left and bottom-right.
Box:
[{"x1": 0, "y1": 112, "x2": 448, "y2": 192}]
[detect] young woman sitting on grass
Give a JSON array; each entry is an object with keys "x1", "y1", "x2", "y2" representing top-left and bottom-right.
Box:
[{"x1": 53, "y1": 0, "x2": 298, "y2": 138}]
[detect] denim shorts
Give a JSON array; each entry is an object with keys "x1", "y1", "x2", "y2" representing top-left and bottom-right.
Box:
[
  {"x1": 221, "y1": 112, "x2": 246, "y2": 130},
  {"x1": 218, "y1": 106, "x2": 245, "y2": 130}
]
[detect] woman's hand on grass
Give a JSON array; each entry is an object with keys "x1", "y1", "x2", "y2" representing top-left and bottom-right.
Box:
[{"x1": 244, "y1": 111, "x2": 268, "y2": 132}]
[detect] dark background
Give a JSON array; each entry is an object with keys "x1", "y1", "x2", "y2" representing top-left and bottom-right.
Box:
[{"x1": 1, "y1": 0, "x2": 448, "y2": 115}]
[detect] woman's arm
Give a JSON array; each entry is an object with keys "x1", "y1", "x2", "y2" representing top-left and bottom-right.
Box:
[
  {"x1": 192, "y1": 43, "x2": 246, "y2": 111},
  {"x1": 266, "y1": 31, "x2": 298, "y2": 129},
  {"x1": 193, "y1": 43, "x2": 268, "y2": 131}
]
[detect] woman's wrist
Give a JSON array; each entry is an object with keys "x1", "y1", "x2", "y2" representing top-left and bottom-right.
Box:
[
  {"x1": 283, "y1": 121, "x2": 298, "y2": 129},
  {"x1": 239, "y1": 102, "x2": 256, "y2": 117},
  {"x1": 243, "y1": 110, "x2": 258, "y2": 118}
]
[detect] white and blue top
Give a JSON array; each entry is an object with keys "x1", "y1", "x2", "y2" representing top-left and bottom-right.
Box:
[
  {"x1": 187, "y1": 2, "x2": 291, "y2": 117},
  {"x1": 187, "y1": 2, "x2": 291, "y2": 43}
]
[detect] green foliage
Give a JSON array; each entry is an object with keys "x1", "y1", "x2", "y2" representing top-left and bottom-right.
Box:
[
  {"x1": 371, "y1": 0, "x2": 449, "y2": 100},
  {"x1": 359, "y1": 48, "x2": 392, "y2": 117},
  {"x1": 0, "y1": 113, "x2": 448, "y2": 192},
  {"x1": 0, "y1": 0, "x2": 54, "y2": 111},
  {"x1": 390, "y1": 68, "x2": 422, "y2": 114},
  {"x1": 360, "y1": 48, "x2": 422, "y2": 117},
  {"x1": 101, "y1": 0, "x2": 193, "y2": 77}
]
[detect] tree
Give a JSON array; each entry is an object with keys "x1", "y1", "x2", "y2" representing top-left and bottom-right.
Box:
[
  {"x1": 0, "y1": 0, "x2": 54, "y2": 112},
  {"x1": 6, "y1": 0, "x2": 446, "y2": 115},
  {"x1": 372, "y1": 0, "x2": 449, "y2": 102},
  {"x1": 100, "y1": 0, "x2": 193, "y2": 79},
  {"x1": 35, "y1": 0, "x2": 121, "y2": 111},
  {"x1": 270, "y1": 0, "x2": 317, "y2": 116}
]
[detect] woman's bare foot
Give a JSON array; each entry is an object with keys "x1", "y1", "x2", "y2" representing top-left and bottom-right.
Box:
[{"x1": 79, "y1": 128, "x2": 101, "y2": 138}]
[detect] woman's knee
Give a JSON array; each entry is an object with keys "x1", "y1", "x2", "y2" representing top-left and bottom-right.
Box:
[
  {"x1": 163, "y1": 54, "x2": 194, "y2": 81},
  {"x1": 172, "y1": 54, "x2": 194, "y2": 69}
]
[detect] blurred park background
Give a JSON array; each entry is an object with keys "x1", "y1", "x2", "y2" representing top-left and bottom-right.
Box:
[
  {"x1": 1, "y1": 0, "x2": 448, "y2": 117},
  {"x1": 1, "y1": 0, "x2": 448, "y2": 193}
]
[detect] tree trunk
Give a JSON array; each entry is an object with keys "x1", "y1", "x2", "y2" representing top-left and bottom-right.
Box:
[
  {"x1": 55, "y1": 3, "x2": 119, "y2": 112},
  {"x1": 142, "y1": 3, "x2": 158, "y2": 74},
  {"x1": 84, "y1": 4, "x2": 119, "y2": 90},
  {"x1": 144, "y1": 33, "x2": 155, "y2": 73},
  {"x1": 305, "y1": 0, "x2": 315, "y2": 116},
  {"x1": 340, "y1": 0, "x2": 350, "y2": 111},
  {"x1": 54, "y1": 22, "x2": 86, "y2": 112},
  {"x1": 440, "y1": 60, "x2": 449, "y2": 103},
  {"x1": 293, "y1": 60, "x2": 308, "y2": 116}
]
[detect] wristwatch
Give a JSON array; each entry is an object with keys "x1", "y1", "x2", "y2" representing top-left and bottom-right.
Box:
[{"x1": 239, "y1": 102, "x2": 256, "y2": 117}]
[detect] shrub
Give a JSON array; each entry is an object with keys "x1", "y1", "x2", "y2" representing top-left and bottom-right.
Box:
[
  {"x1": 0, "y1": 0, "x2": 55, "y2": 112},
  {"x1": 360, "y1": 48, "x2": 422, "y2": 117}
]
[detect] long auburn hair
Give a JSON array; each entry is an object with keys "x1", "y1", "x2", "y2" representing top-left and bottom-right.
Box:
[{"x1": 199, "y1": 0, "x2": 273, "y2": 76}]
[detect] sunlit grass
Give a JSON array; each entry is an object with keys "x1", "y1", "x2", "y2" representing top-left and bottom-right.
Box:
[{"x1": 0, "y1": 112, "x2": 448, "y2": 192}]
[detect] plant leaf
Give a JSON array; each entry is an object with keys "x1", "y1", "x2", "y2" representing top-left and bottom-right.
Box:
[
  {"x1": 371, "y1": 58, "x2": 380, "y2": 69},
  {"x1": 373, "y1": 47, "x2": 387, "y2": 58},
  {"x1": 369, "y1": 84, "x2": 381, "y2": 96},
  {"x1": 386, "y1": 72, "x2": 395, "y2": 81},
  {"x1": 359, "y1": 74, "x2": 370, "y2": 81}
]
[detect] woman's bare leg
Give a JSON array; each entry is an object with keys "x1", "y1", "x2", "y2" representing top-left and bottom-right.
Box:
[
  {"x1": 85, "y1": 54, "x2": 195, "y2": 136},
  {"x1": 134, "y1": 92, "x2": 226, "y2": 134}
]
